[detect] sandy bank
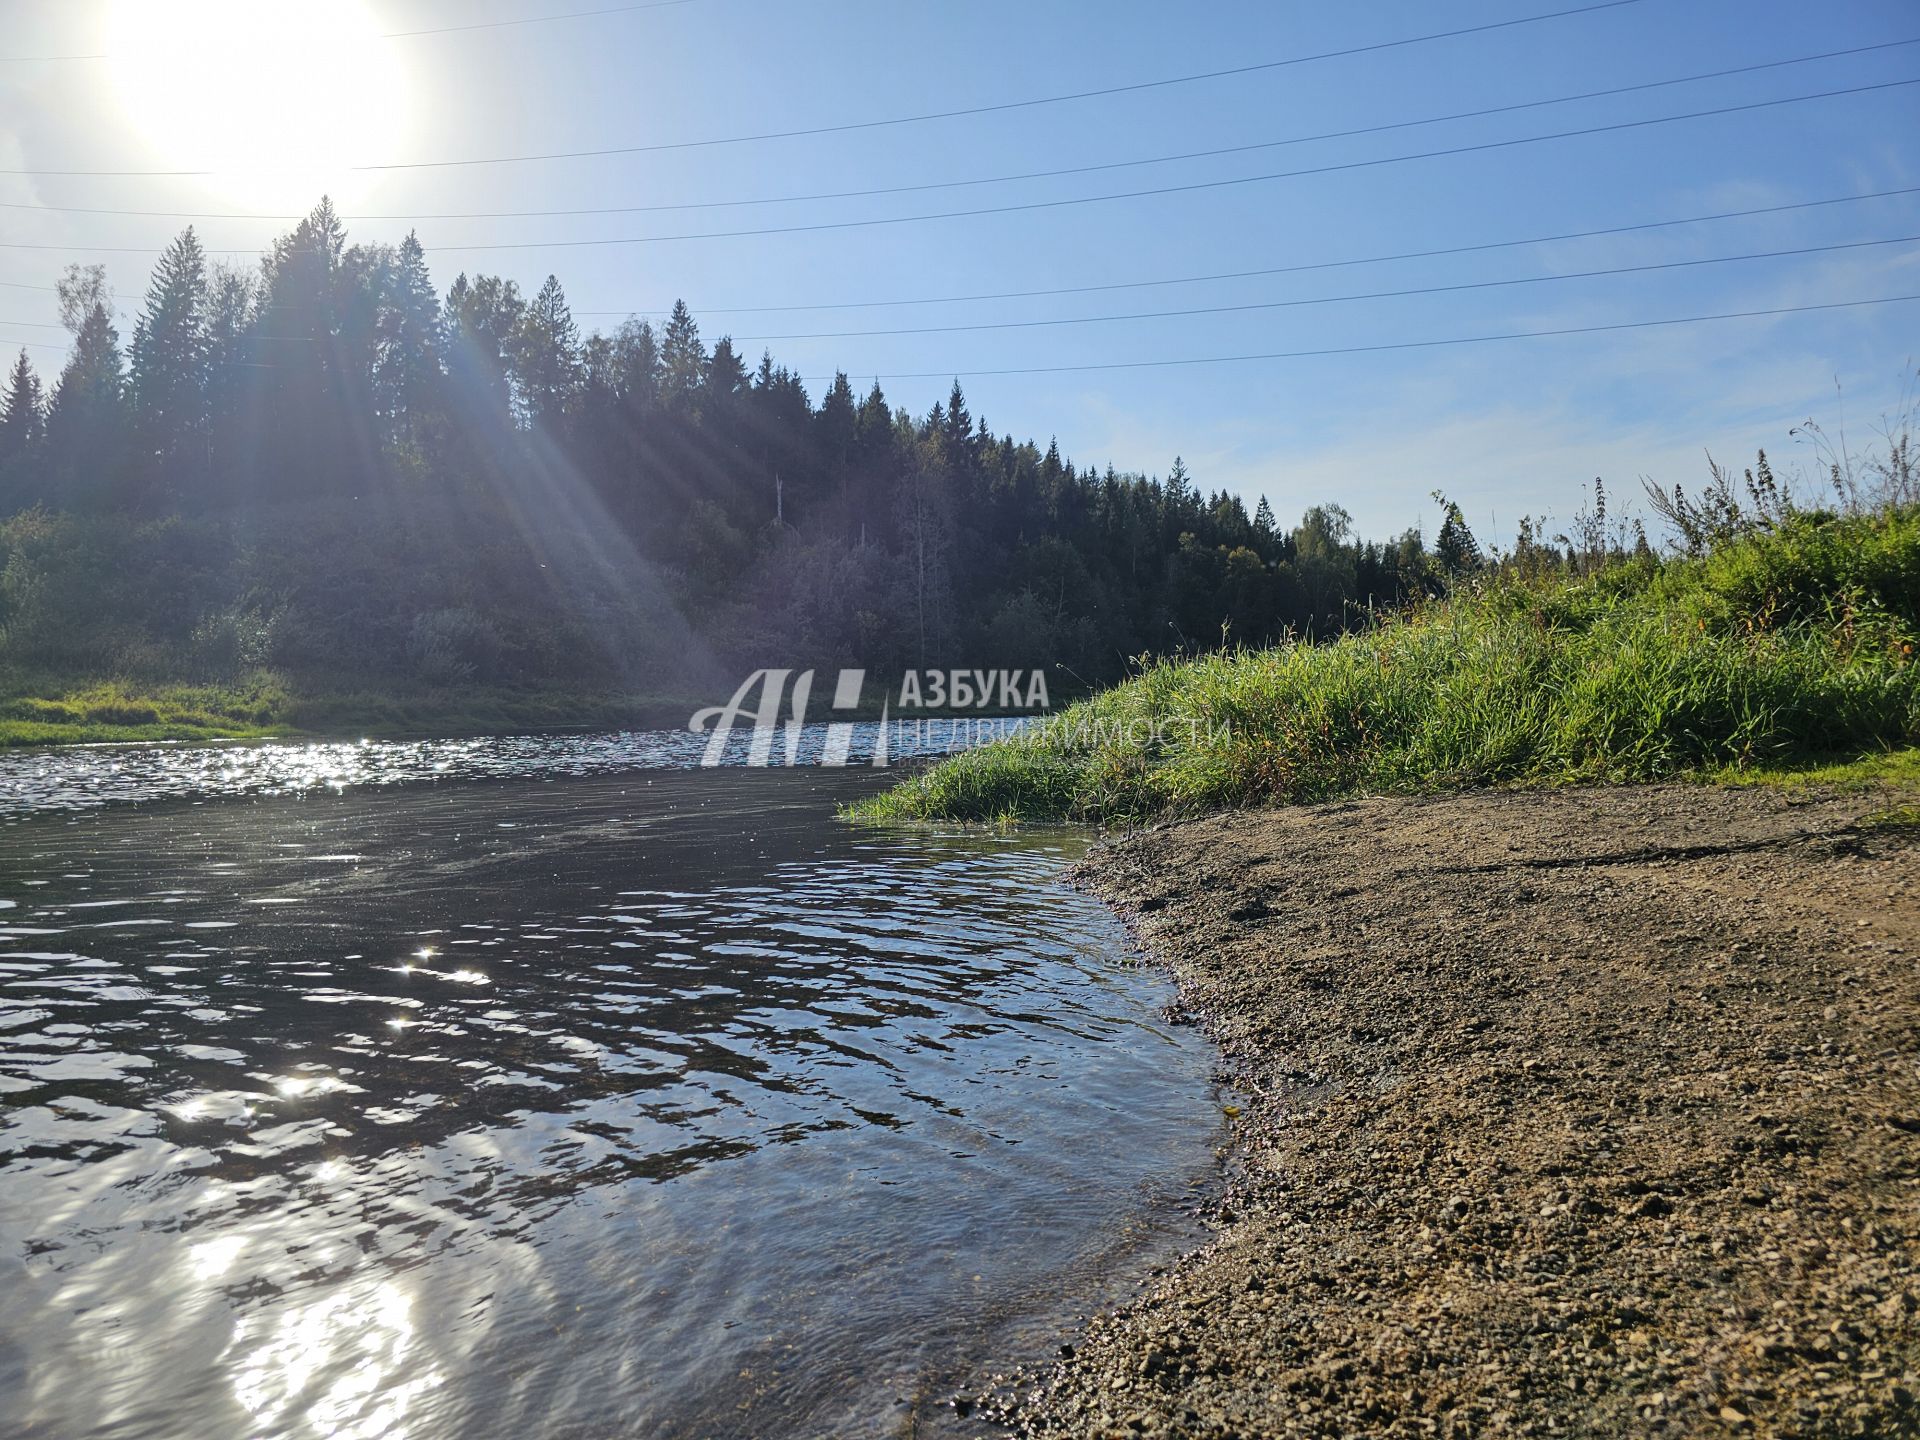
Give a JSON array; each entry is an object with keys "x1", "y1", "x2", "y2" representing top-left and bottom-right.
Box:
[{"x1": 980, "y1": 783, "x2": 1920, "y2": 1439}]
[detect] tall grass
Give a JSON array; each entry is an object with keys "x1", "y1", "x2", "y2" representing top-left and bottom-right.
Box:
[{"x1": 856, "y1": 508, "x2": 1920, "y2": 824}]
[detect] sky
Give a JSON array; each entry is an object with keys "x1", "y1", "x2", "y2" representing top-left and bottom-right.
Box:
[{"x1": 0, "y1": 0, "x2": 1916, "y2": 545}]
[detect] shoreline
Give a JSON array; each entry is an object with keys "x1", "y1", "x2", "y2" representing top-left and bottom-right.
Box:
[
  {"x1": 0, "y1": 681, "x2": 1076, "y2": 750},
  {"x1": 970, "y1": 782, "x2": 1920, "y2": 1438}
]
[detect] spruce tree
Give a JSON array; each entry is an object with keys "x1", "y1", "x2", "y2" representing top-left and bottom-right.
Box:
[
  {"x1": 445, "y1": 272, "x2": 525, "y2": 419},
  {"x1": 128, "y1": 227, "x2": 211, "y2": 483},
  {"x1": 1432, "y1": 491, "x2": 1483, "y2": 576},
  {"x1": 45, "y1": 305, "x2": 127, "y2": 495},
  {"x1": 614, "y1": 318, "x2": 660, "y2": 410},
  {"x1": 376, "y1": 230, "x2": 442, "y2": 443},
  {"x1": 0, "y1": 349, "x2": 45, "y2": 466},
  {"x1": 512, "y1": 274, "x2": 581, "y2": 429},
  {"x1": 705, "y1": 337, "x2": 747, "y2": 404},
  {"x1": 660, "y1": 300, "x2": 703, "y2": 408}
]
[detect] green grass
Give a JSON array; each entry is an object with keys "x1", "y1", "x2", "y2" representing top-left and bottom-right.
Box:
[
  {"x1": 1700, "y1": 745, "x2": 1920, "y2": 793},
  {"x1": 856, "y1": 508, "x2": 1920, "y2": 824},
  {"x1": 0, "y1": 671, "x2": 709, "y2": 747},
  {"x1": 0, "y1": 676, "x2": 296, "y2": 746}
]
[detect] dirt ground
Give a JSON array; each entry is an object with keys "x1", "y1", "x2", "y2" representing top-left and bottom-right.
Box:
[{"x1": 976, "y1": 783, "x2": 1920, "y2": 1439}]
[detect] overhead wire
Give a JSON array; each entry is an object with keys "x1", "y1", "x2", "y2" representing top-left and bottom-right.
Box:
[
  {"x1": 5, "y1": 185, "x2": 1917, "y2": 328},
  {"x1": 788, "y1": 295, "x2": 1920, "y2": 382},
  {"x1": 2, "y1": 36, "x2": 1911, "y2": 223},
  {"x1": 9, "y1": 233, "x2": 1913, "y2": 343},
  {"x1": 0, "y1": 0, "x2": 1651, "y2": 170},
  {"x1": 576, "y1": 186, "x2": 1920, "y2": 317},
  {"x1": 6, "y1": 294, "x2": 1915, "y2": 372},
  {"x1": 725, "y1": 234, "x2": 1920, "y2": 342},
  {"x1": 5, "y1": 77, "x2": 1910, "y2": 258}
]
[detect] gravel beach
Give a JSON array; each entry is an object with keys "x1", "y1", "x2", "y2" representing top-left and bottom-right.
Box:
[{"x1": 978, "y1": 783, "x2": 1920, "y2": 1439}]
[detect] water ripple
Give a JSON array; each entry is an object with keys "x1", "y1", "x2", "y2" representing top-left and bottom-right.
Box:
[{"x1": 0, "y1": 762, "x2": 1215, "y2": 1440}]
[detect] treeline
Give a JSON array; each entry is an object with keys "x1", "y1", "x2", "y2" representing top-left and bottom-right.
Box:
[{"x1": 1, "y1": 200, "x2": 1461, "y2": 692}]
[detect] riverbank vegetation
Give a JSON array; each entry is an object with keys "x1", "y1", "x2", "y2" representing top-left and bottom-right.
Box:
[
  {"x1": 859, "y1": 449, "x2": 1920, "y2": 823},
  {"x1": 0, "y1": 206, "x2": 1446, "y2": 746},
  {"x1": 0, "y1": 674, "x2": 713, "y2": 748}
]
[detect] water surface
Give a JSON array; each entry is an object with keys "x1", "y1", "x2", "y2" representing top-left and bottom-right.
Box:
[{"x1": 0, "y1": 745, "x2": 1216, "y2": 1438}]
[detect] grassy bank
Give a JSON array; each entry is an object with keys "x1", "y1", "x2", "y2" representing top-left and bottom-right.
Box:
[
  {"x1": 857, "y1": 507, "x2": 1920, "y2": 823},
  {"x1": 0, "y1": 673, "x2": 711, "y2": 747}
]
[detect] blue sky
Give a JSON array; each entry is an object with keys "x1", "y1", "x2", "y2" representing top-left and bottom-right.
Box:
[{"x1": 1, "y1": 0, "x2": 1916, "y2": 543}]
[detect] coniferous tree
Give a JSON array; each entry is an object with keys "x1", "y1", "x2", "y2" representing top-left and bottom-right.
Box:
[
  {"x1": 614, "y1": 318, "x2": 661, "y2": 412},
  {"x1": 512, "y1": 273, "x2": 581, "y2": 430},
  {"x1": 660, "y1": 300, "x2": 704, "y2": 409},
  {"x1": 705, "y1": 337, "x2": 748, "y2": 407},
  {"x1": 44, "y1": 305, "x2": 127, "y2": 500},
  {"x1": 0, "y1": 198, "x2": 1474, "y2": 688},
  {"x1": 817, "y1": 371, "x2": 857, "y2": 509},
  {"x1": 128, "y1": 227, "x2": 211, "y2": 493},
  {"x1": 941, "y1": 379, "x2": 972, "y2": 457},
  {"x1": 376, "y1": 231, "x2": 442, "y2": 444},
  {"x1": 445, "y1": 272, "x2": 525, "y2": 422},
  {"x1": 0, "y1": 349, "x2": 46, "y2": 470},
  {"x1": 254, "y1": 204, "x2": 356, "y2": 492},
  {"x1": 1433, "y1": 491, "x2": 1483, "y2": 575},
  {"x1": 203, "y1": 264, "x2": 257, "y2": 492}
]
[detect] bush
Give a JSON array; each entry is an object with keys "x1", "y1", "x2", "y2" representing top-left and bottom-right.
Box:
[{"x1": 407, "y1": 607, "x2": 500, "y2": 684}]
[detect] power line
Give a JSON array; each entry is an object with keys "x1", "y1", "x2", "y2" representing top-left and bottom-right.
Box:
[
  {"x1": 0, "y1": 0, "x2": 707, "y2": 62},
  {"x1": 787, "y1": 295, "x2": 1920, "y2": 382},
  {"x1": 13, "y1": 77, "x2": 1899, "y2": 257},
  {"x1": 725, "y1": 234, "x2": 1920, "y2": 342},
  {"x1": 0, "y1": 0, "x2": 1650, "y2": 173},
  {"x1": 5, "y1": 37, "x2": 1911, "y2": 225},
  {"x1": 577, "y1": 186, "x2": 1920, "y2": 317},
  {"x1": 11, "y1": 233, "x2": 1906, "y2": 345},
  {"x1": 4, "y1": 184, "x2": 1913, "y2": 328},
  {"x1": 8, "y1": 294, "x2": 1912, "y2": 375}
]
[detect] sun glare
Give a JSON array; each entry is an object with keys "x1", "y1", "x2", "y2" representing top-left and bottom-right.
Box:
[{"x1": 106, "y1": 0, "x2": 408, "y2": 211}]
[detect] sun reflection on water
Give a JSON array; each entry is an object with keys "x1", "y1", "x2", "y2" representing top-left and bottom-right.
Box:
[{"x1": 230, "y1": 1279, "x2": 444, "y2": 1440}]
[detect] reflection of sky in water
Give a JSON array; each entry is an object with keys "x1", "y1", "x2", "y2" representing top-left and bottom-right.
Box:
[
  {"x1": 0, "y1": 766, "x2": 1215, "y2": 1439},
  {"x1": 0, "y1": 719, "x2": 1029, "y2": 817}
]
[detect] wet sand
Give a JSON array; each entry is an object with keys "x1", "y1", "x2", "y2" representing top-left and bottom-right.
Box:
[{"x1": 972, "y1": 783, "x2": 1920, "y2": 1438}]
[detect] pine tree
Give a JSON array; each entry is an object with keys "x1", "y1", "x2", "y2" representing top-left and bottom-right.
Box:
[
  {"x1": 128, "y1": 227, "x2": 211, "y2": 481},
  {"x1": 0, "y1": 349, "x2": 46, "y2": 466},
  {"x1": 1254, "y1": 495, "x2": 1276, "y2": 535}
]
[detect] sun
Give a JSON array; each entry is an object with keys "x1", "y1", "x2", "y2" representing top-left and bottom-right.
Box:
[{"x1": 106, "y1": 0, "x2": 410, "y2": 213}]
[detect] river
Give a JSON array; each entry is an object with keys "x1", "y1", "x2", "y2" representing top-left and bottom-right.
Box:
[{"x1": 0, "y1": 730, "x2": 1217, "y2": 1439}]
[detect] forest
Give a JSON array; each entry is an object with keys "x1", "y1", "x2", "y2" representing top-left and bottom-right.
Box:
[{"x1": 0, "y1": 200, "x2": 1468, "y2": 708}]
